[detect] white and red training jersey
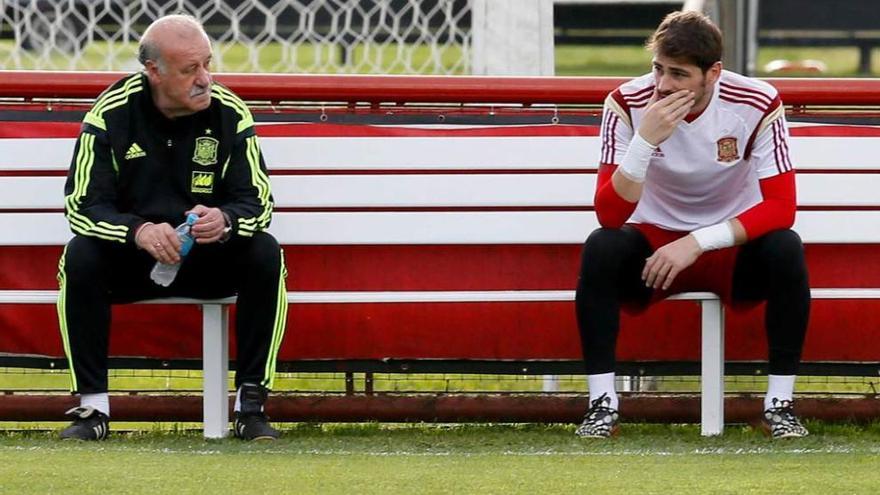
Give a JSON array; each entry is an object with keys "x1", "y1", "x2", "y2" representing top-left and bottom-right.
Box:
[{"x1": 599, "y1": 70, "x2": 793, "y2": 231}]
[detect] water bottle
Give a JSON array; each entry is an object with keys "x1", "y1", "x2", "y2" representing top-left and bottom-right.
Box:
[{"x1": 150, "y1": 213, "x2": 199, "y2": 287}]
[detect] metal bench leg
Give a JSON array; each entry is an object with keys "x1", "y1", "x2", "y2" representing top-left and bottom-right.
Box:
[
  {"x1": 202, "y1": 303, "x2": 229, "y2": 439},
  {"x1": 701, "y1": 298, "x2": 725, "y2": 436}
]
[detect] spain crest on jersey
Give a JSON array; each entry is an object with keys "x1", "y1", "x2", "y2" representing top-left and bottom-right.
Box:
[
  {"x1": 193, "y1": 136, "x2": 219, "y2": 166},
  {"x1": 716, "y1": 136, "x2": 740, "y2": 163}
]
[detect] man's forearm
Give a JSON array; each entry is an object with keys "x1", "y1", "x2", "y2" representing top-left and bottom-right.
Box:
[{"x1": 611, "y1": 168, "x2": 644, "y2": 203}]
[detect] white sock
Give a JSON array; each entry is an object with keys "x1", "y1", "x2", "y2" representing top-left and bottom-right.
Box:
[
  {"x1": 234, "y1": 386, "x2": 242, "y2": 412},
  {"x1": 588, "y1": 372, "x2": 619, "y2": 410},
  {"x1": 80, "y1": 392, "x2": 110, "y2": 416},
  {"x1": 765, "y1": 375, "x2": 796, "y2": 410},
  {"x1": 233, "y1": 383, "x2": 263, "y2": 413}
]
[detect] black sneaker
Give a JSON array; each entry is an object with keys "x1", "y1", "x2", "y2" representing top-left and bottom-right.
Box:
[
  {"x1": 59, "y1": 406, "x2": 109, "y2": 441},
  {"x1": 575, "y1": 393, "x2": 620, "y2": 438},
  {"x1": 762, "y1": 398, "x2": 809, "y2": 439},
  {"x1": 232, "y1": 383, "x2": 279, "y2": 441},
  {"x1": 233, "y1": 412, "x2": 280, "y2": 441}
]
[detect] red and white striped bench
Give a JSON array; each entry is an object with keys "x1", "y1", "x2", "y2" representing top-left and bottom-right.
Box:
[{"x1": 1, "y1": 73, "x2": 879, "y2": 437}]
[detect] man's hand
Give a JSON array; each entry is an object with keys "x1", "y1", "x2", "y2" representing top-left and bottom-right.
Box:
[
  {"x1": 187, "y1": 204, "x2": 228, "y2": 244},
  {"x1": 135, "y1": 222, "x2": 182, "y2": 264},
  {"x1": 638, "y1": 89, "x2": 695, "y2": 146},
  {"x1": 642, "y1": 234, "x2": 703, "y2": 290}
]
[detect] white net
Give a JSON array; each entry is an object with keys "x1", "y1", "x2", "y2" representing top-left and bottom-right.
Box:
[{"x1": 0, "y1": 0, "x2": 471, "y2": 74}]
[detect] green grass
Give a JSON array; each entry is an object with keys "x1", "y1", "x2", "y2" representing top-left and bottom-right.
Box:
[
  {"x1": 1, "y1": 40, "x2": 878, "y2": 76},
  {"x1": 556, "y1": 45, "x2": 880, "y2": 77},
  {"x1": 0, "y1": 40, "x2": 468, "y2": 74},
  {"x1": 2, "y1": 423, "x2": 879, "y2": 494},
  {"x1": 556, "y1": 45, "x2": 654, "y2": 76}
]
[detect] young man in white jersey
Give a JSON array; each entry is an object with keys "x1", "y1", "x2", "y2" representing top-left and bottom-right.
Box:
[{"x1": 575, "y1": 11, "x2": 810, "y2": 439}]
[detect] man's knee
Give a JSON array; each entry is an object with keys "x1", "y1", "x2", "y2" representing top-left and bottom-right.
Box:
[
  {"x1": 584, "y1": 228, "x2": 630, "y2": 256},
  {"x1": 62, "y1": 236, "x2": 109, "y2": 283},
  {"x1": 761, "y1": 228, "x2": 803, "y2": 250},
  {"x1": 757, "y1": 229, "x2": 808, "y2": 280},
  {"x1": 241, "y1": 232, "x2": 283, "y2": 276},
  {"x1": 759, "y1": 229, "x2": 805, "y2": 262},
  {"x1": 582, "y1": 228, "x2": 638, "y2": 267},
  {"x1": 578, "y1": 228, "x2": 641, "y2": 286}
]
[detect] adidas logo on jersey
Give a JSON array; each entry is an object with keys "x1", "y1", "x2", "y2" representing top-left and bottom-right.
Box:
[
  {"x1": 651, "y1": 146, "x2": 665, "y2": 158},
  {"x1": 125, "y1": 142, "x2": 146, "y2": 160}
]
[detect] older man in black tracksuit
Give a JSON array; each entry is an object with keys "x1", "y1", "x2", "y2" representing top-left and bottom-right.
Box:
[{"x1": 57, "y1": 14, "x2": 287, "y2": 441}]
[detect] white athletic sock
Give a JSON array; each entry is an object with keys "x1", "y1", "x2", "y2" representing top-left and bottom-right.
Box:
[
  {"x1": 80, "y1": 392, "x2": 110, "y2": 416},
  {"x1": 234, "y1": 383, "x2": 263, "y2": 413},
  {"x1": 588, "y1": 372, "x2": 619, "y2": 410},
  {"x1": 765, "y1": 375, "x2": 796, "y2": 410},
  {"x1": 234, "y1": 386, "x2": 243, "y2": 412}
]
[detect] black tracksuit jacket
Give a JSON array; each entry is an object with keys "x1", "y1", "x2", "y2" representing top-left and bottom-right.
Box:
[{"x1": 63, "y1": 72, "x2": 273, "y2": 243}]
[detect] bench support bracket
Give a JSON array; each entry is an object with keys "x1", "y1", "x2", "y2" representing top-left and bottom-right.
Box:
[
  {"x1": 701, "y1": 298, "x2": 725, "y2": 436},
  {"x1": 202, "y1": 304, "x2": 230, "y2": 439}
]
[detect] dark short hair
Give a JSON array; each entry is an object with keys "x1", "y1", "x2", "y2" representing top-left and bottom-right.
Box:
[{"x1": 646, "y1": 11, "x2": 723, "y2": 72}]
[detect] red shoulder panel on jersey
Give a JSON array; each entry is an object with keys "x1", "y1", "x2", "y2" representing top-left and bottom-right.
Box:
[
  {"x1": 743, "y1": 96, "x2": 783, "y2": 160},
  {"x1": 719, "y1": 81, "x2": 774, "y2": 109},
  {"x1": 609, "y1": 89, "x2": 631, "y2": 119},
  {"x1": 618, "y1": 85, "x2": 654, "y2": 109}
]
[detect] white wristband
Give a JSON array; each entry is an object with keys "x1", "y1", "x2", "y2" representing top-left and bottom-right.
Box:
[
  {"x1": 691, "y1": 221, "x2": 736, "y2": 251},
  {"x1": 617, "y1": 132, "x2": 656, "y2": 183}
]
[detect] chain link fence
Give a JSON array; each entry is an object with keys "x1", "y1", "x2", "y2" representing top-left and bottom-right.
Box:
[{"x1": 0, "y1": 0, "x2": 471, "y2": 73}]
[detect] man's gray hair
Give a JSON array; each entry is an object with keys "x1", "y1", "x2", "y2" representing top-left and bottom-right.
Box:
[
  {"x1": 137, "y1": 13, "x2": 204, "y2": 71},
  {"x1": 137, "y1": 39, "x2": 161, "y2": 69}
]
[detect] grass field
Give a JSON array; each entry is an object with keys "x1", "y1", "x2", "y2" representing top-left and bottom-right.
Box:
[
  {"x1": 2, "y1": 423, "x2": 880, "y2": 494},
  {"x1": 556, "y1": 45, "x2": 880, "y2": 77},
  {"x1": 1, "y1": 40, "x2": 877, "y2": 77}
]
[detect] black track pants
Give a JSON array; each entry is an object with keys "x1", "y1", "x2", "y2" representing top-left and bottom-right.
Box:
[
  {"x1": 575, "y1": 226, "x2": 810, "y2": 375},
  {"x1": 57, "y1": 232, "x2": 288, "y2": 394}
]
